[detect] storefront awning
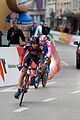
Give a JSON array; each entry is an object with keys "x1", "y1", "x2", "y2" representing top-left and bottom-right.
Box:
[{"x1": 61, "y1": 12, "x2": 80, "y2": 19}]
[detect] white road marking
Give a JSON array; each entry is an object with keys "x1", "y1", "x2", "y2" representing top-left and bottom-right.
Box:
[
  {"x1": 70, "y1": 90, "x2": 80, "y2": 94},
  {"x1": 61, "y1": 60, "x2": 69, "y2": 66},
  {"x1": 0, "y1": 87, "x2": 17, "y2": 92},
  {"x1": 13, "y1": 107, "x2": 29, "y2": 113},
  {"x1": 0, "y1": 81, "x2": 56, "y2": 93},
  {"x1": 42, "y1": 98, "x2": 56, "y2": 102},
  {"x1": 0, "y1": 87, "x2": 33, "y2": 92},
  {"x1": 47, "y1": 81, "x2": 56, "y2": 85}
]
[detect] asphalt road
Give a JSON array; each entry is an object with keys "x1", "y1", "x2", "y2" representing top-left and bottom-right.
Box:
[{"x1": 0, "y1": 42, "x2": 80, "y2": 120}]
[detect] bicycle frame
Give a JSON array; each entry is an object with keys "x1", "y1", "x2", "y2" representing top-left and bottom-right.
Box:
[
  {"x1": 19, "y1": 60, "x2": 39, "y2": 106},
  {"x1": 19, "y1": 59, "x2": 50, "y2": 106}
]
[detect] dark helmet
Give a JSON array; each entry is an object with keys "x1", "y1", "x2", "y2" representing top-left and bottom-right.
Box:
[
  {"x1": 42, "y1": 23, "x2": 50, "y2": 35},
  {"x1": 31, "y1": 36, "x2": 39, "y2": 44}
]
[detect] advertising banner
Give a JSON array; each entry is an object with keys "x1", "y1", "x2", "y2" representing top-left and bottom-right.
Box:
[
  {"x1": 48, "y1": 41, "x2": 60, "y2": 79},
  {"x1": 50, "y1": 30, "x2": 80, "y2": 45},
  {"x1": 0, "y1": 47, "x2": 20, "y2": 87}
]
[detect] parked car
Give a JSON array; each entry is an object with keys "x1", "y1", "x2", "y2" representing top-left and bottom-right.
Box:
[{"x1": 74, "y1": 41, "x2": 80, "y2": 69}]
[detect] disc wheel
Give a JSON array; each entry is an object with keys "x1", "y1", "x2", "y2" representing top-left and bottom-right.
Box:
[{"x1": 42, "y1": 73, "x2": 48, "y2": 87}]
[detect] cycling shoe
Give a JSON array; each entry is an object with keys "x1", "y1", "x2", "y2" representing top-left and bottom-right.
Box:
[{"x1": 14, "y1": 89, "x2": 22, "y2": 99}]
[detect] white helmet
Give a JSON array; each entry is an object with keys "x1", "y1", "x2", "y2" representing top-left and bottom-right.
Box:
[{"x1": 39, "y1": 35, "x2": 47, "y2": 45}]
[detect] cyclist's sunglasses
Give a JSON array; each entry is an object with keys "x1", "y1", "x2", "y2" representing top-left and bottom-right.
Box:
[{"x1": 40, "y1": 40, "x2": 46, "y2": 43}]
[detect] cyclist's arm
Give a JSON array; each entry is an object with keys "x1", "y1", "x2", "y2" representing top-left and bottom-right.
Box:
[{"x1": 20, "y1": 46, "x2": 31, "y2": 56}]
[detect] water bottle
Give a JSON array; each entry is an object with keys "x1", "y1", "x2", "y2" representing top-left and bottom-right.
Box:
[
  {"x1": 35, "y1": 76, "x2": 39, "y2": 83},
  {"x1": 45, "y1": 65, "x2": 50, "y2": 74}
]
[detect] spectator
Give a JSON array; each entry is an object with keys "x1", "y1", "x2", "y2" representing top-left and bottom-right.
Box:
[
  {"x1": 63, "y1": 25, "x2": 69, "y2": 33},
  {"x1": 7, "y1": 21, "x2": 25, "y2": 46},
  {"x1": 34, "y1": 22, "x2": 43, "y2": 37},
  {"x1": 76, "y1": 26, "x2": 80, "y2": 35},
  {"x1": 30, "y1": 22, "x2": 37, "y2": 37},
  {"x1": 58, "y1": 25, "x2": 64, "y2": 32}
]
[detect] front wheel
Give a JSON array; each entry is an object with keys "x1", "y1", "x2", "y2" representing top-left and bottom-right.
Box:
[
  {"x1": 42, "y1": 73, "x2": 48, "y2": 87},
  {"x1": 19, "y1": 80, "x2": 28, "y2": 106},
  {"x1": 19, "y1": 91, "x2": 25, "y2": 106}
]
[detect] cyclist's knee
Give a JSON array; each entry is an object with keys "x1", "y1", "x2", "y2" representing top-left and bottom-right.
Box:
[{"x1": 21, "y1": 67, "x2": 27, "y2": 74}]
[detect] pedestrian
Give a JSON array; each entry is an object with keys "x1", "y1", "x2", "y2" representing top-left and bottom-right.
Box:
[
  {"x1": 77, "y1": 26, "x2": 80, "y2": 35},
  {"x1": 7, "y1": 21, "x2": 25, "y2": 46},
  {"x1": 63, "y1": 25, "x2": 69, "y2": 33}
]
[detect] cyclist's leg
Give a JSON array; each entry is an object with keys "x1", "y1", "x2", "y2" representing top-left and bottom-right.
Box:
[
  {"x1": 18, "y1": 53, "x2": 32, "y2": 87},
  {"x1": 41, "y1": 57, "x2": 51, "y2": 75},
  {"x1": 14, "y1": 53, "x2": 32, "y2": 99},
  {"x1": 18, "y1": 67, "x2": 27, "y2": 88},
  {"x1": 14, "y1": 67, "x2": 27, "y2": 99}
]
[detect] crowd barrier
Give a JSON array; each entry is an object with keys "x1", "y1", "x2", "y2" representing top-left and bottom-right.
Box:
[
  {"x1": 0, "y1": 41, "x2": 60, "y2": 87},
  {"x1": 0, "y1": 47, "x2": 20, "y2": 87},
  {"x1": 50, "y1": 30, "x2": 80, "y2": 45}
]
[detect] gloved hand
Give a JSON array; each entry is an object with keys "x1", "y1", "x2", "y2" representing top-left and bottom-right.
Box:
[
  {"x1": 44, "y1": 57, "x2": 51, "y2": 65},
  {"x1": 18, "y1": 63, "x2": 22, "y2": 71}
]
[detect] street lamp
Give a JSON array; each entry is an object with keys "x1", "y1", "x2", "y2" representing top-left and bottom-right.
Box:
[
  {"x1": 55, "y1": 16, "x2": 62, "y2": 26},
  {"x1": 49, "y1": 8, "x2": 55, "y2": 28}
]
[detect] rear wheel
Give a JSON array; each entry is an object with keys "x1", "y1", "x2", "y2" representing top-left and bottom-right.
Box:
[{"x1": 42, "y1": 73, "x2": 48, "y2": 87}]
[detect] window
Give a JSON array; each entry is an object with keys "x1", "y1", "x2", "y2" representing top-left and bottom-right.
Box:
[
  {"x1": 79, "y1": 1, "x2": 80, "y2": 9},
  {"x1": 73, "y1": 0, "x2": 77, "y2": 9},
  {"x1": 47, "y1": 0, "x2": 51, "y2": 2}
]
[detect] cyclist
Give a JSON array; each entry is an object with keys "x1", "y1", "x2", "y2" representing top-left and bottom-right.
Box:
[
  {"x1": 39, "y1": 35, "x2": 48, "y2": 64},
  {"x1": 42, "y1": 23, "x2": 50, "y2": 36},
  {"x1": 14, "y1": 37, "x2": 42, "y2": 99},
  {"x1": 39, "y1": 34, "x2": 51, "y2": 75}
]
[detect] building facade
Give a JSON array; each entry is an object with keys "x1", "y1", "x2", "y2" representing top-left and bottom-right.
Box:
[
  {"x1": 62, "y1": 0, "x2": 80, "y2": 33},
  {"x1": 45, "y1": 0, "x2": 63, "y2": 28},
  {"x1": 62, "y1": 0, "x2": 72, "y2": 14},
  {"x1": 28, "y1": 0, "x2": 46, "y2": 23},
  {"x1": 56, "y1": 0, "x2": 62, "y2": 16},
  {"x1": 71, "y1": 0, "x2": 80, "y2": 13}
]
